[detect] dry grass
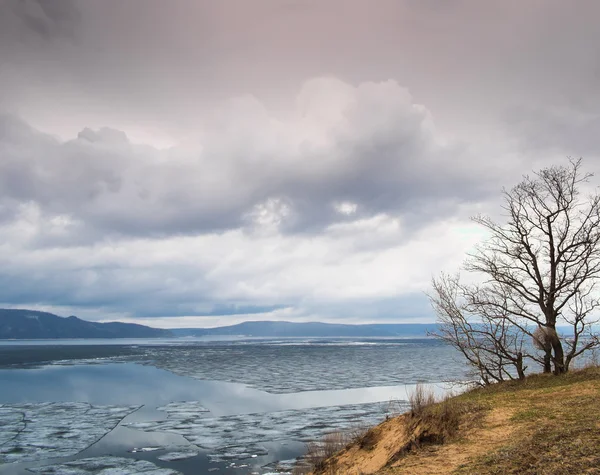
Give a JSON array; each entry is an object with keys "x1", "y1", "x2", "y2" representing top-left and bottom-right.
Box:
[
  {"x1": 408, "y1": 383, "x2": 437, "y2": 416},
  {"x1": 398, "y1": 389, "x2": 485, "y2": 458},
  {"x1": 452, "y1": 366, "x2": 600, "y2": 475},
  {"x1": 309, "y1": 385, "x2": 485, "y2": 475},
  {"x1": 307, "y1": 366, "x2": 600, "y2": 475},
  {"x1": 294, "y1": 427, "x2": 370, "y2": 474}
]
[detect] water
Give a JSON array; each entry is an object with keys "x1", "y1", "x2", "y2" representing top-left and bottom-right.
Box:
[
  {"x1": 0, "y1": 338, "x2": 467, "y2": 474},
  {"x1": 137, "y1": 338, "x2": 464, "y2": 393}
]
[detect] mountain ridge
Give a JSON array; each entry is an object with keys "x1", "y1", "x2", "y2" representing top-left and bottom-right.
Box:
[
  {"x1": 170, "y1": 320, "x2": 439, "y2": 337},
  {"x1": 0, "y1": 309, "x2": 439, "y2": 339},
  {"x1": 0, "y1": 309, "x2": 172, "y2": 339}
]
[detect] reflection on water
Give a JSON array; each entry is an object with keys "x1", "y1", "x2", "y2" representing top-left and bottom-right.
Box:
[
  {"x1": 0, "y1": 363, "x2": 267, "y2": 411},
  {"x1": 0, "y1": 362, "x2": 450, "y2": 416}
]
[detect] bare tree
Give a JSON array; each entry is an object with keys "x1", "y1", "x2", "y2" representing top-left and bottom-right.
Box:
[
  {"x1": 431, "y1": 159, "x2": 600, "y2": 378},
  {"x1": 429, "y1": 273, "x2": 528, "y2": 384}
]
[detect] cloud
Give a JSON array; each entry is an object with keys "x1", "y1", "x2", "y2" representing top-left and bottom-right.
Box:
[
  {"x1": 0, "y1": 206, "x2": 486, "y2": 323},
  {"x1": 2, "y1": 0, "x2": 80, "y2": 40},
  {"x1": 0, "y1": 78, "x2": 500, "y2": 245},
  {"x1": 2, "y1": 1, "x2": 597, "y2": 323},
  {"x1": 505, "y1": 107, "x2": 600, "y2": 160}
]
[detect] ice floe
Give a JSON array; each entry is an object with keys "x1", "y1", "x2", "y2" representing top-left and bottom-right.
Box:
[
  {"x1": 157, "y1": 449, "x2": 200, "y2": 461},
  {"x1": 129, "y1": 446, "x2": 162, "y2": 453},
  {"x1": 27, "y1": 456, "x2": 181, "y2": 474},
  {"x1": 127, "y1": 401, "x2": 387, "y2": 463},
  {"x1": 138, "y1": 342, "x2": 465, "y2": 393},
  {"x1": 0, "y1": 407, "x2": 25, "y2": 446},
  {"x1": 261, "y1": 458, "x2": 297, "y2": 473},
  {"x1": 156, "y1": 401, "x2": 209, "y2": 417},
  {"x1": 0, "y1": 403, "x2": 139, "y2": 463}
]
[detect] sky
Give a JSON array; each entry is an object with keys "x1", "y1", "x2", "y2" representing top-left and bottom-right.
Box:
[{"x1": 0, "y1": 0, "x2": 599, "y2": 328}]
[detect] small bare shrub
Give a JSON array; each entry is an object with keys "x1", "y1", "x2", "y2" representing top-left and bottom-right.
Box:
[
  {"x1": 358, "y1": 427, "x2": 379, "y2": 451},
  {"x1": 291, "y1": 459, "x2": 313, "y2": 475},
  {"x1": 409, "y1": 383, "x2": 437, "y2": 416},
  {"x1": 385, "y1": 397, "x2": 407, "y2": 418},
  {"x1": 398, "y1": 393, "x2": 478, "y2": 458},
  {"x1": 432, "y1": 396, "x2": 463, "y2": 437},
  {"x1": 296, "y1": 430, "x2": 356, "y2": 474}
]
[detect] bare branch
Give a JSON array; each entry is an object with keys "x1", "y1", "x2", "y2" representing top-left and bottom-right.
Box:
[{"x1": 430, "y1": 159, "x2": 600, "y2": 378}]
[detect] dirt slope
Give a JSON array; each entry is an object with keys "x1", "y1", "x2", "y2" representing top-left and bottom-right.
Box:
[{"x1": 312, "y1": 367, "x2": 600, "y2": 475}]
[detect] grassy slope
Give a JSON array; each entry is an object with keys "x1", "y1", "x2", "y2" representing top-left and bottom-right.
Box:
[{"x1": 314, "y1": 366, "x2": 600, "y2": 475}]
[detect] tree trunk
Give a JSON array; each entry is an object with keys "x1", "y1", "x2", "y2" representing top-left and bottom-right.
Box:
[
  {"x1": 543, "y1": 349, "x2": 552, "y2": 373},
  {"x1": 552, "y1": 339, "x2": 566, "y2": 374},
  {"x1": 546, "y1": 317, "x2": 566, "y2": 374},
  {"x1": 565, "y1": 354, "x2": 573, "y2": 372},
  {"x1": 516, "y1": 352, "x2": 525, "y2": 380}
]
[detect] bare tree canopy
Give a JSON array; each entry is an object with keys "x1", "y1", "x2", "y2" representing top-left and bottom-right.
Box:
[{"x1": 430, "y1": 159, "x2": 600, "y2": 383}]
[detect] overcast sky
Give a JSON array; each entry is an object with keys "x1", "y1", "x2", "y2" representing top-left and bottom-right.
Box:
[{"x1": 1, "y1": 0, "x2": 599, "y2": 327}]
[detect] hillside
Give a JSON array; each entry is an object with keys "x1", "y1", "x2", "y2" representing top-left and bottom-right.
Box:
[
  {"x1": 308, "y1": 366, "x2": 600, "y2": 475},
  {"x1": 0, "y1": 309, "x2": 173, "y2": 339},
  {"x1": 172, "y1": 321, "x2": 439, "y2": 338}
]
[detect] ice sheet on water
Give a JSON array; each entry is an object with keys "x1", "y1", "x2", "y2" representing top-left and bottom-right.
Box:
[
  {"x1": 138, "y1": 340, "x2": 466, "y2": 393},
  {"x1": 127, "y1": 401, "x2": 388, "y2": 463},
  {"x1": 0, "y1": 405, "x2": 26, "y2": 446},
  {"x1": 47, "y1": 357, "x2": 130, "y2": 366},
  {"x1": 262, "y1": 458, "x2": 296, "y2": 473},
  {"x1": 125, "y1": 401, "x2": 210, "y2": 436},
  {"x1": 28, "y1": 456, "x2": 181, "y2": 474},
  {"x1": 207, "y1": 445, "x2": 269, "y2": 463},
  {"x1": 156, "y1": 449, "x2": 200, "y2": 461},
  {"x1": 0, "y1": 403, "x2": 139, "y2": 463},
  {"x1": 156, "y1": 401, "x2": 209, "y2": 419},
  {"x1": 129, "y1": 447, "x2": 162, "y2": 453}
]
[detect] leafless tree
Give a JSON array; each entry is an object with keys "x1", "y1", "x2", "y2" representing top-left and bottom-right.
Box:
[
  {"x1": 430, "y1": 159, "x2": 600, "y2": 378},
  {"x1": 429, "y1": 273, "x2": 528, "y2": 384}
]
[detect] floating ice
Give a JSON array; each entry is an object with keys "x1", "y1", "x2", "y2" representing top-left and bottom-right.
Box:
[
  {"x1": 207, "y1": 445, "x2": 269, "y2": 463},
  {"x1": 156, "y1": 401, "x2": 209, "y2": 421},
  {"x1": 157, "y1": 401, "x2": 209, "y2": 412},
  {"x1": 262, "y1": 458, "x2": 296, "y2": 473},
  {"x1": 137, "y1": 341, "x2": 465, "y2": 393},
  {"x1": 48, "y1": 357, "x2": 128, "y2": 366},
  {"x1": 130, "y1": 446, "x2": 162, "y2": 453},
  {"x1": 157, "y1": 449, "x2": 200, "y2": 461},
  {"x1": 0, "y1": 405, "x2": 26, "y2": 446},
  {"x1": 0, "y1": 403, "x2": 139, "y2": 463},
  {"x1": 27, "y1": 456, "x2": 181, "y2": 474},
  {"x1": 127, "y1": 402, "x2": 387, "y2": 463}
]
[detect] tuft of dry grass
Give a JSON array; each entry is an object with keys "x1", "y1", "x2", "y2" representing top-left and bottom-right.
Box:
[
  {"x1": 398, "y1": 392, "x2": 484, "y2": 458},
  {"x1": 358, "y1": 427, "x2": 380, "y2": 451},
  {"x1": 408, "y1": 383, "x2": 437, "y2": 416},
  {"x1": 293, "y1": 427, "x2": 370, "y2": 474},
  {"x1": 404, "y1": 382, "x2": 484, "y2": 447}
]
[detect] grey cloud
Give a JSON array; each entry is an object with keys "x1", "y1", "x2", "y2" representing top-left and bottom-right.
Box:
[
  {"x1": 505, "y1": 107, "x2": 600, "y2": 159},
  {"x1": 0, "y1": 252, "x2": 214, "y2": 318},
  {"x1": 2, "y1": 1, "x2": 599, "y2": 143},
  {"x1": 4, "y1": 0, "x2": 80, "y2": 40},
  {"x1": 0, "y1": 243, "x2": 283, "y2": 319},
  {"x1": 0, "y1": 79, "x2": 499, "y2": 243},
  {"x1": 1, "y1": 0, "x2": 598, "y2": 322}
]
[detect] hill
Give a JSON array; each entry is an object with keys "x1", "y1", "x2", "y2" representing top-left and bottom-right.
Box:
[
  {"x1": 305, "y1": 366, "x2": 600, "y2": 475},
  {"x1": 0, "y1": 309, "x2": 173, "y2": 339},
  {"x1": 171, "y1": 321, "x2": 438, "y2": 338}
]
